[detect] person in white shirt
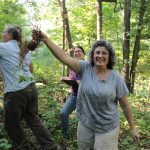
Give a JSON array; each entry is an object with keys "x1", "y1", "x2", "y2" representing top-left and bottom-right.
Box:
[{"x1": 0, "y1": 25, "x2": 61, "y2": 150}]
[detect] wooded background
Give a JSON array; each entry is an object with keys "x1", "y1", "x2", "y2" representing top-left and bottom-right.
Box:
[
  {"x1": 0, "y1": 0, "x2": 149, "y2": 149},
  {"x1": 0, "y1": 0, "x2": 149, "y2": 94}
]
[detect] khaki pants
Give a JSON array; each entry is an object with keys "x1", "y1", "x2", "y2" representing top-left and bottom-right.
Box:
[{"x1": 77, "y1": 122, "x2": 119, "y2": 150}]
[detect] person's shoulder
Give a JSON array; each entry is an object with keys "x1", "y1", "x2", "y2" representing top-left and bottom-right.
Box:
[
  {"x1": 0, "y1": 42, "x2": 6, "y2": 48},
  {"x1": 0, "y1": 42, "x2": 8, "y2": 53},
  {"x1": 111, "y1": 70, "x2": 120, "y2": 75},
  {"x1": 79, "y1": 60, "x2": 90, "y2": 65},
  {"x1": 111, "y1": 70, "x2": 124, "y2": 81},
  {"x1": 0, "y1": 40, "x2": 16, "y2": 47},
  {"x1": 79, "y1": 60, "x2": 91, "y2": 70}
]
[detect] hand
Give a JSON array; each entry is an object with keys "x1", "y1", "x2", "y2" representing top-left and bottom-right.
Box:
[
  {"x1": 131, "y1": 128, "x2": 140, "y2": 143},
  {"x1": 36, "y1": 31, "x2": 48, "y2": 42},
  {"x1": 41, "y1": 32, "x2": 49, "y2": 42}
]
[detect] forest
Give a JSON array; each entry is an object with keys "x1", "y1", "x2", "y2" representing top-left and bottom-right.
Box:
[{"x1": 0, "y1": 0, "x2": 149, "y2": 149}]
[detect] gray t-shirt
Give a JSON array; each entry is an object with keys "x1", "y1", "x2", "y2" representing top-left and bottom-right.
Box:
[
  {"x1": 76, "y1": 60, "x2": 129, "y2": 133},
  {"x1": 0, "y1": 40, "x2": 34, "y2": 93}
]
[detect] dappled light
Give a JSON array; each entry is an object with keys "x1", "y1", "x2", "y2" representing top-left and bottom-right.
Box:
[{"x1": 0, "y1": 0, "x2": 149, "y2": 149}]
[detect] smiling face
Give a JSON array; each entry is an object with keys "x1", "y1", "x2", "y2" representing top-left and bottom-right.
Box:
[
  {"x1": 93, "y1": 46, "x2": 109, "y2": 68},
  {"x1": 89, "y1": 40, "x2": 115, "y2": 69},
  {"x1": 74, "y1": 47, "x2": 84, "y2": 60}
]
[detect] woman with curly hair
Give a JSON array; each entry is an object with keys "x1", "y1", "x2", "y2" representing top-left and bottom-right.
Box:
[{"x1": 40, "y1": 31, "x2": 140, "y2": 150}]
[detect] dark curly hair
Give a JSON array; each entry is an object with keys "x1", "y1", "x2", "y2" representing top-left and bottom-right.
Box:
[{"x1": 89, "y1": 40, "x2": 116, "y2": 69}]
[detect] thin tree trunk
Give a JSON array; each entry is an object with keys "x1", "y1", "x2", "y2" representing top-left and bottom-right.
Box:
[
  {"x1": 96, "y1": 0, "x2": 103, "y2": 39},
  {"x1": 58, "y1": 0, "x2": 66, "y2": 76},
  {"x1": 96, "y1": 0, "x2": 117, "y2": 40},
  {"x1": 58, "y1": 0, "x2": 73, "y2": 76},
  {"x1": 122, "y1": 0, "x2": 131, "y2": 91},
  {"x1": 130, "y1": 0, "x2": 146, "y2": 93}
]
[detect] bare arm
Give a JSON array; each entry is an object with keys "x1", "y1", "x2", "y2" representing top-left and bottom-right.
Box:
[
  {"x1": 40, "y1": 32, "x2": 80, "y2": 74},
  {"x1": 119, "y1": 96, "x2": 140, "y2": 143}
]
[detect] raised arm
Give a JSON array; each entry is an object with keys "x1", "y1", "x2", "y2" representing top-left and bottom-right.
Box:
[{"x1": 40, "y1": 32, "x2": 80, "y2": 74}]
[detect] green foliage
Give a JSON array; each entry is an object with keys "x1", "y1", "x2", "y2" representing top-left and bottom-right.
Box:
[
  {"x1": 0, "y1": 0, "x2": 149, "y2": 149},
  {"x1": 32, "y1": 46, "x2": 63, "y2": 83},
  {"x1": 0, "y1": 123, "x2": 12, "y2": 149},
  {"x1": 119, "y1": 95, "x2": 150, "y2": 149},
  {"x1": 0, "y1": 0, "x2": 27, "y2": 37},
  {"x1": 0, "y1": 139, "x2": 12, "y2": 149}
]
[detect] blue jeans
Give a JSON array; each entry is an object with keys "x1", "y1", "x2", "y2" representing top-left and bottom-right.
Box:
[{"x1": 60, "y1": 93, "x2": 77, "y2": 137}]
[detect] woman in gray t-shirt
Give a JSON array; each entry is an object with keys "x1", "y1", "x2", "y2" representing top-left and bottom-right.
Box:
[{"x1": 41, "y1": 32, "x2": 140, "y2": 150}]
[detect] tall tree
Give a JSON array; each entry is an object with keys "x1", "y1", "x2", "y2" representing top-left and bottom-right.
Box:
[
  {"x1": 122, "y1": 0, "x2": 131, "y2": 91},
  {"x1": 58, "y1": 0, "x2": 73, "y2": 76},
  {"x1": 96, "y1": 0, "x2": 116, "y2": 39},
  {"x1": 96, "y1": 0, "x2": 103, "y2": 39},
  {"x1": 122, "y1": 0, "x2": 147, "y2": 93},
  {"x1": 58, "y1": 0, "x2": 73, "y2": 51},
  {"x1": 130, "y1": 0, "x2": 146, "y2": 93}
]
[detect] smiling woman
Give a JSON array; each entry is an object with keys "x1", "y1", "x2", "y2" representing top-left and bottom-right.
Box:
[{"x1": 39, "y1": 33, "x2": 140, "y2": 150}]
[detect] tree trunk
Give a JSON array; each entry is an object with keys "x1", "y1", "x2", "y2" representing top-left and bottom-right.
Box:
[
  {"x1": 96, "y1": 0, "x2": 103, "y2": 39},
  {"x1": 96, "y1": 0, "x2": 117, "y2": 39},
  {"x1": 58, "y1": 0, "x2": 73, "y2": 76},
  {"x1": 130, "y1": 0, "x2": 146, "y2": 93},
  {"x1": 122, "y1": 0, "x2": 131, "y2": 91}
]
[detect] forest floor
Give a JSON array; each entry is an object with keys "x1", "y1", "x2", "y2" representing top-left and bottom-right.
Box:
[{"x1": 0, "y1": 81, "x2": 149, "y2": 150}]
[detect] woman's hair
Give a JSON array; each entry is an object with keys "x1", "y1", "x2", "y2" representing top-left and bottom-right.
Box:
[
  {"x1": 89, "y1": 40, "x2": 116, "y2": 69},
  {"x1": 5, "y1": 25, "x2": 28, "y2": 61},
  {"x1": 5, "y1": 25, "x2": 23, "y2": 44},
  {"x1": 74, "y1": 45, "x2": 85, "y2": 55}
]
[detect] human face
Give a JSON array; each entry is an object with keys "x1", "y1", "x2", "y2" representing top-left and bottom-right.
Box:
[
  {"x1": 93, "y1": 46, "x2": 109, "y2": 68},
  {"x1": 74, "y1": 47, "x2": 84, "y2": 60},
  {"x1": 2, "y1": 30, "x2": 12, "y2": 42}
]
